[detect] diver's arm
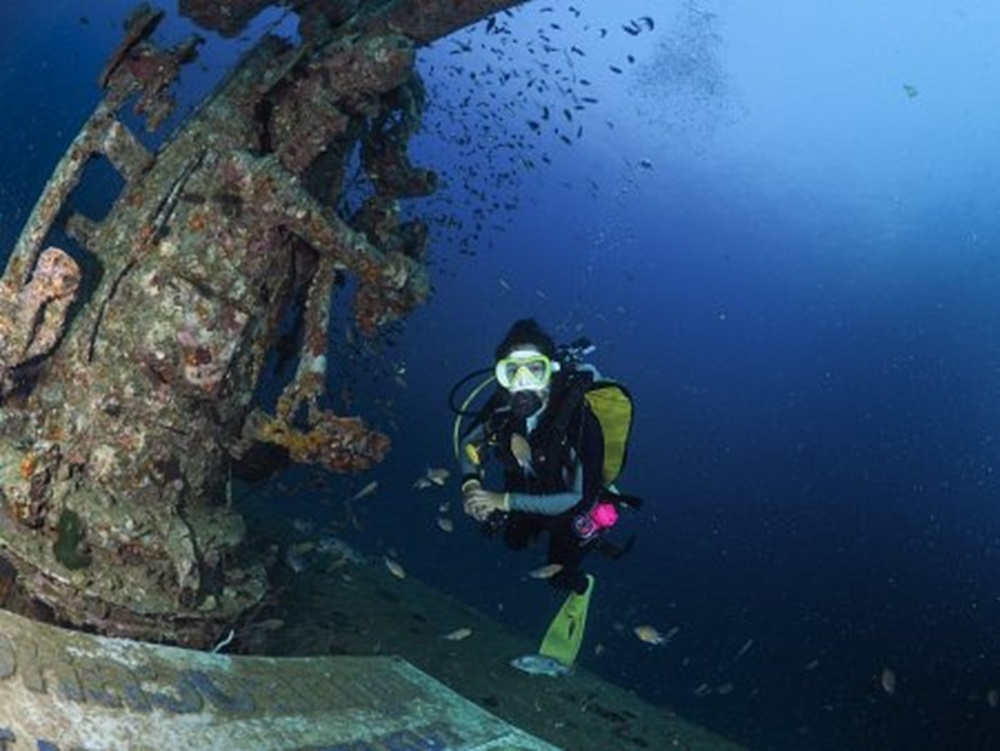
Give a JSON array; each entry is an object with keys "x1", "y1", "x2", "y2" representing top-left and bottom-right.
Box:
[
  {"x1": 465, "y1": 459, "x2": 580, "y2": 518},
  {"x1": 507, "y1": 457, "x2": 585, "y2": 514},
  {"x1": 507, "y1": 486, "x2": 580, "y2": 515}
]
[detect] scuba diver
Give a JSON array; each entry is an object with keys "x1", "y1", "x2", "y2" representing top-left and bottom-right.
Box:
[{"x1": 452, "y1": 318, "x2": 639, "y2": 670}]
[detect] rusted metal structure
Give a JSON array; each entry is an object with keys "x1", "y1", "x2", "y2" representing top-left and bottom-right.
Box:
[{"x1": 0, "y1": 0, "x2": 523, "y2": 647}]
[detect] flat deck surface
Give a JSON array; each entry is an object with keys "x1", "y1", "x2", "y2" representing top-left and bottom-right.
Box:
[{"x1": 261, "y1": 550, "x2": 748, "y2": 751}]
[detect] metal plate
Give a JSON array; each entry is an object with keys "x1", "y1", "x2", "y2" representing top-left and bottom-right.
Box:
[{"x1": 0, "y1": 608, "x2": 559, "y2": 750}]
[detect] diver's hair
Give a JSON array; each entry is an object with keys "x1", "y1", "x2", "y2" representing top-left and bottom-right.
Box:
[{"x1": 495, "y1": 318, "x2": 557, "y2": 361}]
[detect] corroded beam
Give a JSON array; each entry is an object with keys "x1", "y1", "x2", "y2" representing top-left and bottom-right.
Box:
[{"x1": 354, "y1": 0, "x2": 529, "y2": 44}]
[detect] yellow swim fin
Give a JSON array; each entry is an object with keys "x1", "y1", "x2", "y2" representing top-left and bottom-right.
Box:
[{"x1": 539, "y1": 574, "x2": 595, "y2": 667}]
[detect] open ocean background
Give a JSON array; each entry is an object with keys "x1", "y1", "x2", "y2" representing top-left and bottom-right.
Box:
[{"x1": 3, "y1": 2, "x2": 1000, "y2": 749}]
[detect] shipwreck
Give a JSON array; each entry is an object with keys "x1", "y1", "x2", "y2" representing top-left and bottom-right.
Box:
[{"x1": 0, "y1": 0, "x2": 523, "y2": 647}]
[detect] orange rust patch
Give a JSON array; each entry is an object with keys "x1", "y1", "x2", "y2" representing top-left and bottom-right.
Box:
[
  {"x1": 187, "y1": 212, "x2": 206, "y2": 232},
  {"x1": 19, "y1": 452, "x2": 37, "y2": 479}
]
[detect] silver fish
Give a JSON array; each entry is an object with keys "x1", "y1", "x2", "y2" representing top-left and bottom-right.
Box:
[
  {"x1": 510, "y1": 653, "x2": 571, "y2": 678},
  {"x1": 284, "y1": 546, "x2": 307, "y2": 574}
]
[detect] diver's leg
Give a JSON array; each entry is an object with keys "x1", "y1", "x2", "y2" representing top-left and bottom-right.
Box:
[
  {"x1": 547, "y1": 524, "x2": 589, "y2": 593},
  {"x1": 503, "y1": 511, "x2": 541, "y2": 551},
  {"x1": 538, "y1": 525, "x2": 596, "y2": 666}
]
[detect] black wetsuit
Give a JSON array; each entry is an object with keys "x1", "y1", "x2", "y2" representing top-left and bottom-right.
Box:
[{"x1": 472, "y1": 375, "x2": 606, "y2": 594}]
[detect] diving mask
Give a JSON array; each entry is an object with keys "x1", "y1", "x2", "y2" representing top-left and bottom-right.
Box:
[{"x1": 495, "y1": 350, "x2": 558, "y2": 392}]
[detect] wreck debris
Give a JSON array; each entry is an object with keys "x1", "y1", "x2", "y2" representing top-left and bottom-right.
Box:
[
  {"x1": 178, "y1": 0, "x2": 280, "y2": 39},
  {"x1": 0, "y1": 0, "x2": 526, "y2": 647},
  {"x1": 99, "y1": 3, "x2": 204, "y2": 131},
  {"x1": 0, "y1": 247, "x2": 80, "y2": 394}
]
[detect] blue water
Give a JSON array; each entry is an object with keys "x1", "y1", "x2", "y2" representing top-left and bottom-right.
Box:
[{"x1": 4, "y1": 2, "x2": 1000, "y2": 749}]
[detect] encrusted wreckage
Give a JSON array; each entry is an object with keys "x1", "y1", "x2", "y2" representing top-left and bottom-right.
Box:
[{"x1": 0, "y1": 0, "x2": 523, "y2": 647}]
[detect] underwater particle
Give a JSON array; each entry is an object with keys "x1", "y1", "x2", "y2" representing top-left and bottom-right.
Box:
[
  {"x1": 880, "y1": 667, "x2": 897, "y2": 695},
  {"x1": 987, "y1": 688, "x2": 999, "y2": 709},
  {"x1": 902, "y1": 83, "x2": 919, "y2": 98},
  {"x1": 53, "y1": 509, "x2": 92, "y2": 570},
  {"x1": 384, "y1": 556, "x2": 406, "y2": 579},
  {"x1": 441, "y1": 627, "x2": 473, "y2": 641}
]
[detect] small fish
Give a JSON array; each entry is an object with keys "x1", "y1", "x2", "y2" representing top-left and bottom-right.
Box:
[
  {"x1": 284, "y1": 546, "x2": 307, "y2": 574},
  {"x1": 436, "y1": 516, "x2": 455, "y2": 533},
  {"x1": 441, "y1": 627, "x2": 473, "y2": 641},
  {"x1": 384, "y1": 556, "x2": 406, "y2": 579},
  {"x1": 988, "y1": 688, "x2": 999, "y2": 709},
  {"x1": 348, "y1": 480, "x2": 379, "y2": 503},
  {"x1": 510, "y1": 653, "x2": 570, "y2": 677},
  {"x1": 528, "y1": 563, "x2": 563, "y2": 580},
  {"x1": 880, "y1": 668, "x2": 896, "y2": 695},
  {"x1": 254, "y1": 618, "x2": 285, "y2": 632},
  {"x1": 633, "y1": 624, "x2": 671, "y2": 646},
  {"x1": 733, "y1": 638, "x2": 754, "y2": 661},
  {"x1": 426, "y1": 467, "x2": 450, "y2": 486},
  {"x1": 414, "y1": 467, "x2": 449, "y2": 489},
  {"x1": 510, "y1": 433, "x2": 534, "y2": 476},
  {"x1": 316, "y1": 536, "x2": 363, "y2": 563}
]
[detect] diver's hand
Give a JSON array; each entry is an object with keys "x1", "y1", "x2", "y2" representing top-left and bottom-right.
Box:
[{"x1": 463, "y1": 487, "x2": 509, "y2": 521}]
